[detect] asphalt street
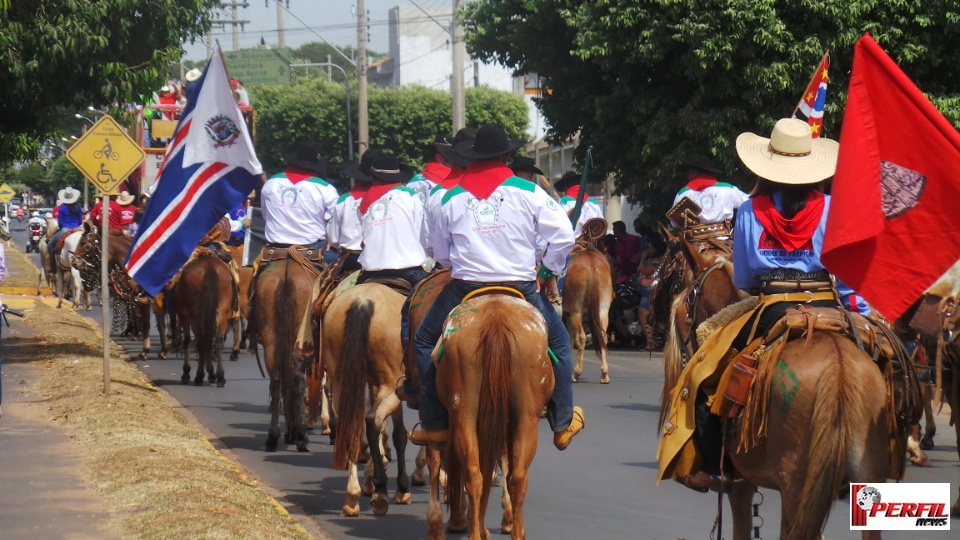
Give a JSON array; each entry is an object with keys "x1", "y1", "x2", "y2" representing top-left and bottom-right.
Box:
[{"x1": 13, "y1": 225, "x2": 958, "y2": 539}]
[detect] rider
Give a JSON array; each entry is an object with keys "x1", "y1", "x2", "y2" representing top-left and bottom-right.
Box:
[
  {"x1": 27, "y1": 211, "x2": 45, "y2": 228},
  {"x1": 409, "y1": 123, "x2": 585, "y2": 450},
  {"x1": 116, "y1": 191, "x2": 137, "y2": 235},
  {"x1": 225, "y1": 202, "x2": 249, "y2": 248},
  {"x1": 48, "y1": 187, "x2": 84, "y2": 270},
  {"x1": 667, "y1": 118, "x2": 866, "y2": 492},
  {"x1": 261, "y1": 140, "x2": 339, "y2": 264},
  {"x1": 89, "y1": 195, "x2": 124, "y2": 233},
  {"x1": 672, "y1": 155, "x2": 748, "y2": 226},
  {"x1": 328, "y1": 149, "x2": 381, "y2": 272},
  {"x1": 554, "y1": 170, "x2": 604, "y2": 237},
  {"x1": 424, "y1": 128, "x2": 476, "y2": 260},
  {"x1": 406, "y1": 137, "x2": 451, "y2": 210}
]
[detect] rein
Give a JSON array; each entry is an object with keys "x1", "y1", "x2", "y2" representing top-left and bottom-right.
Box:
[{"x1": 678, "y1": 258, "x2": 729, "y2": 368}]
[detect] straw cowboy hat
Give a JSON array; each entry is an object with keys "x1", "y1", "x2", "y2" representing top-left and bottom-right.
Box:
[
  {"x1": 185, "y1": 68, "x2": 203, "y2": 83},
  {"x1": 58, "y1": 187, "x2": 81, "y2": 205},
  {"x1": 736, "y1": 118, "x2": 839, "y2": 185},
  {"x1": 116, "y1": 191, "x2": 136, "y2": 206}
]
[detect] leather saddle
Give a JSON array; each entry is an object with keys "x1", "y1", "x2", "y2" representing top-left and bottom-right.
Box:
[{"x1": 259, "y1": 244, "x2": 325, "y2": 265}]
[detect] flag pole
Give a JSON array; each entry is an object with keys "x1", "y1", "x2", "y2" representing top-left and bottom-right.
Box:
[
  {"x1": 792, "y1": 50, "x2": 831, "y2": 118},
  {"x1": 570, "y1": 148, "x2": 594, "y2": 227}
]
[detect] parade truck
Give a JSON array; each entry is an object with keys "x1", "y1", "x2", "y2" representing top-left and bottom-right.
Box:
[{"x1": 134, "y1": 103, "x2": 255, "y2": 197}]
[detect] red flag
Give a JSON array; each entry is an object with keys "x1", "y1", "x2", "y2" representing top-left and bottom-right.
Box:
[
  {"x1": 822, "y1": 34, "x2": 960, "y2": 320},
  {"x1": 792, "y1": 52, "x2": 830, "y2": 138}
]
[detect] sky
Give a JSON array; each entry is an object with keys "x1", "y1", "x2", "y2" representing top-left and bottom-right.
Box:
[{"x1": 181, "y1": 0, "x2": 437, "y2": 61}]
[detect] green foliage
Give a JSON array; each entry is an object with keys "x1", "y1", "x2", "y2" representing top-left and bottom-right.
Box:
[
  {"x1": 48, "y1": 155, "x2": 87, "y2": 195},
  {"x1": 2, "y1": 157, "x2": 83, "y2": 200},
  {"x1": 0, "y1": 0, "x2": 218, "y2": 161},
  {"x1": 251, "y1": 79, "x2": 528, "y2": 174},
  {"x1": 464, "y1": 0, "x2": 960, "y2": 223},
  {"x1": 289, "y1": 42, "x2": 388, "y2": 74}
]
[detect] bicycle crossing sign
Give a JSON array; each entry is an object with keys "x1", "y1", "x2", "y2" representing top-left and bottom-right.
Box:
[{"x1": 66, "y1": 115, "x2": 145, "y2": 194}]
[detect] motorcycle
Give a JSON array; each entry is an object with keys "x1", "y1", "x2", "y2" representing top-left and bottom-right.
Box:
[
  {"x1": 608, "y1": 277, "x2": 647, "y2": 346},
  {"x1": 26, "y1": 223, "x2": 43, "y2": 253}
]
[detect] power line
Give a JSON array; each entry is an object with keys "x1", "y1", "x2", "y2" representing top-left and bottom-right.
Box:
[{"x1": 395, "y1": 42, "x2": 449, "y2": 69}]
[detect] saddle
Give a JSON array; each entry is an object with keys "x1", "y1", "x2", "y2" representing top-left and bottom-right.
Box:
[
  {"x1": 359, "y1": 274, "x2": 413, "y2": 296},
  {"x1": 53, "y1": 227, "x2": 81, "y2": 253},
  {"x1": 433, "y1": 285, "x2": 531, "y2": 365},
  {"x1": 259, "y1": 245, "x2": 326, "y2": 265},
  {"x1": 576, "y1": 217, "x2": 608, "y2": 247},
  {"x1": 199, "y1": 216, "x2": 231, "y2": 245}
]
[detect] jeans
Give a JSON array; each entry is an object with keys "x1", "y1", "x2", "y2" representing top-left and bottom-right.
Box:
[
  {"x1": 49, "y1": 228, "x2": 67, "y2": 251},
  {"x1": 414, "y1": 279, "x2": 574, "y2": 432}
]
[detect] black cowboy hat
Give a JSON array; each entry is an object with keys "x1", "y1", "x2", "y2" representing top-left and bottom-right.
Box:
[
  {"x1": 554, "y1": 171, "x2": 582, "y2": 193},
  {"x1": 435, "y1": 128, "x2": 477, "y2": 168},
  {"x1": 453, "y1": 124, "x2": 525, "y2": 161},
  {"x1": 283, "y1": 140, "x2": 329, "y2": 175},
  {"x1": 341, "y1": 148, "x2": 384, "y2": 182},
  {"x1": 680, "y1": 154, "x2": 723, "y2": 176},
  {"x1": 510, "y1": 156, "x2": 545, "y2": 177},
  {"x1": 367, "y1": 152, "x2": 415, "y2": 184}
]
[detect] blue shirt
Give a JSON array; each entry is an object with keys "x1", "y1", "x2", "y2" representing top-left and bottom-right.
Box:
[
  {"x1": 57, "y1": 203, "x2": 83, "y2": 229},
  {"x1": 733, "y1": 193, "x2": 870, "y2": 315}
]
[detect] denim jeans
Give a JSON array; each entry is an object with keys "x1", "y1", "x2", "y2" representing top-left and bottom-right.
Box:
[{"x1": 414, "y1": 279, "x2": 574, "y2": 432}]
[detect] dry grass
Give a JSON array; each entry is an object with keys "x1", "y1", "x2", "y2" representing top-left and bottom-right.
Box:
[
  {"x1": 23, "y1": 300, "x2": 313, "y2": 539},
  {"x1": 2, "y1": 239, "x2": 43, "y2": 290}
]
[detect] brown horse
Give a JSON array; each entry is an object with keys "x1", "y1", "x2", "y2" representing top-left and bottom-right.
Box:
[
  {"x1": 425, "y1": 293, "x2": 553, "y2": 540},
  {"x1": 323, "y1": 283, "x2": 412, "y2": 517},
  {"x1": 660, "y1": 239, "x2": 897, "y2": 540},
  {"x1": 562, "y1": 248, "x2": 614, "y2": 383},
  {"x1": 168, "y1": 252, "x2": 236, "y2": 386},
  {"x1": 249, "y1": 257, "x2": 316, "y2": 451}
]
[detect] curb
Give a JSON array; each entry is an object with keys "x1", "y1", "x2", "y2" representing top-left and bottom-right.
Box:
[{"x1": 0, "y1": 286, "x2": 54, "y2": 296}]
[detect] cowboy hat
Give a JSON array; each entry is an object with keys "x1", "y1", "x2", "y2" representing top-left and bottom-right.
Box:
[
  {"x1": 554, "y1": 171, "x2": 582, "y2": 193},
  {"x1": 341, "y1": 148, "x2": 385, "y2": 182},
  {"x1": 116, "y1": 191, "x2": 136, "y2": 206},
  {"x1": 283, "y1": 140, "x2": 329, "y2": 175},
  {"x1": 510, "y1": 156, "x2": 545, "y2": 177},
  {"x1": 435, "y1": 128, "x2": 477, "y2": 167},
  {"x1": 736, "y1": 118, "x2": 839, "y2": 185},
  {"x1": 58, "y1": 187, "x2": 81, "y2": 205},
  {"x1": 367, "y1": 152, "x2": 415, "y2": 184},
  {"x1": 679, "y1": 154, "x2": 723, "y2": 176},
  {"x1": 185, "y1": 68, "x2": 202, "y2": 82},
  {"x1": 453, "y1": 124, "x2": 525, "y2": 161}
]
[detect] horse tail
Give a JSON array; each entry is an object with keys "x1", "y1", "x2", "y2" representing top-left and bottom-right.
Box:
[
  {"x1": 332, "y1": 298, "x2": 373, "y2": 470},
  {"x1": 659, "y1": 291, "x2": 687, "y2": 429},
  {"x1": 475, "y1": 306, "x2": 512, "y2": 511},
  {"x1": 584, "y1": 262, "x2": 607, "y2": 358},
  {"x1": 786, "y1": 334, "x2": 850, "y2": 540},
  {"x1": 274, "y1": 262, "x2": 298, "y2": 424},
  {"x1": 197, "y1": 257, "x2": 221, "y2": 364}
]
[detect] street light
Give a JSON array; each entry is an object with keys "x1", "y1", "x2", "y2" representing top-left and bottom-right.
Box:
[
  {"x1": 86, "y1": 106, "x2": 106, "y2": 116},
  {"x1": 75, "y1": 113, "x2": 95, "y2": 125}
]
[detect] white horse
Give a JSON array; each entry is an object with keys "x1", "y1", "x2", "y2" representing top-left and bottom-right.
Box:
[
  {"x1": 55, "y1": 229, "x2": 88, "y2": 310},
  {"x1": 37, "y1": 218, "x2": 58, "y2": 294}
]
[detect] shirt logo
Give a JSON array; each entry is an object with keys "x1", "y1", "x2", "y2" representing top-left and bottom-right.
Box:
[
  {"x1": 280, "y1": 186, "x2": 298, "y2": 206},
  {"x1": 466, "y1": 195, "x2": 504, "y2": 227},
  {"x1": 367, "y1": 194, "x2": 393, "y2": 222}
]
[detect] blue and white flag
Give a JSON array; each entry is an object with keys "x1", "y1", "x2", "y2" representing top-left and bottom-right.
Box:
[{"x1": 125, "y1": 46, "x2": 262, "y2": 295}]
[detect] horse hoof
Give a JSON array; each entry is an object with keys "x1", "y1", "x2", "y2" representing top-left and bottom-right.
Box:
[
  {"x1": 339, "y1": 503, "x2": 360, "y2": 517},
  {"x1": 193, "y1": 379, "x2": 203, "y2": 386},
  {"x1": 920, "y1": 436, "x2": 935, "y2": 451},
  {"x1": 181, "y1": 375, "x2": 190, "y2": 384},
  {"x1": 158, "y1": 352, "x2": 167, "y2": 360},
  {"x1": 370, "y1": 495, "x2": 390, "y2": 516},
  {"x1": 216, "y1": 380, "x2": 226, "y2": 388},
  {"x1": 600, "y1": 374, "x2": 610, "y2": 384},
  {"x1": 296, "y1": 438, "x2": 309, "y2": 452},
  {"x1": 229, "y1": 352, "x2": 239, "y2": 361},
  {"x1": 321, "y1": 426, "x2": 331, "y2": 436},
  {"x1": 411, "y1": 472, "x2": 427, "y2": 486},
  {"x1": 393, "y1": 491, "x2": 411, "y2": 505},
  {"x1": 361, "y1": 482, "x2": 375, "y2": 497},
  {"x1": 446, "y1": 520, "x2": 467, "y2": 533},
  {"x1": 501, "y1": 524, "x2": 513, "y2": 535},
  {"x1": 138, "y1": 352, "x2": 147, "y2": 361},
  {"x1": 910, "y1": 454, "x2": 933, "y2": 467}
]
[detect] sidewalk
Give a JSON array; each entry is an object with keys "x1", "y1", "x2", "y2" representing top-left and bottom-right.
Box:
[{"x1": 0, "y1": 296, "x2": 121, "y2": 540}]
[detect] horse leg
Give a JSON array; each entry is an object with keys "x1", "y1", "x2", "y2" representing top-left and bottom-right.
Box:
[
  {"x1": 266, "y1": 375, "x2": 282, "y2": 451},
  {"x1": 907, "y1": 423, "x2": 932, "y2": 466},
  {"x1": 426, "y1": 446, "x2": 445, "y2": 540},
  {"x1": 320, "y1": 375, "x2": 332, "y2": 436},
  {"x1": 412, "y1": 446, "x2": 428, "y2": 486},
  {"x1": 366, "y1": 388, "x2": 397, "y2": 515},
  {"x1": 920, "y1": 383, "x2": 936, "y2": 449},
  {"x1": 214, "y1": 334, "x2": 226, "y2": 387},
  {"x1": 156, "y1": 307, "x2": 168, "y2": 360},
  {"x1": 70, "y1": 268, "x2": 82, "y2": 310},
  {"x1": 229, "y1": 317, "x2": 240, "y2": 361},
  {"x1": 139, "y1": 304, "x2": 151, "y2": 361},
  {"x1": 390, "y1": 406, "x2": 411, "y2": 505},
  {"x1": 499, "y1": 454, "x2": 513, "y2": 535},
  {"x1": 340, "y1": 459, "x2": 362, "y2": 517},
  {"x1": 450, "y1": 419, "x2": 484, "y2": 538},
  {"x1": 727, "y1": 481, "x2": 756, "y2": 540},
  {"x1": 56, "y1": 268, "x2": 64, "y2": 309},
  {"x1": 181, "y1": 321, "x2": 192, "y2": 384},
  {"x1": 567, "y1": 312, "x2": 584, "y2": 383}
]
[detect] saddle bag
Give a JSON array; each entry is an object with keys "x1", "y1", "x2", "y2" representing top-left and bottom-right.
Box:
[{"x1": 723, "y1": 352, "x2": 758, "y2": 418}]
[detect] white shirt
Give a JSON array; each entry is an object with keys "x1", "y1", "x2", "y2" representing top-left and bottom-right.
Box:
[
  {"x1": 358, "y1": 186, "x2": 428, "y2": 271},
  {"x1": 327, "y1": 191, "x2": 364, "y2": 251},
  {"x1": 674, "y1": 181, "x2": 749, "y2": 224},
  {"x1": 261, "y1": 171, "x2": 338, "y2": 245},
  {"x1": 424, "y1": 183, "x2": 449, "y2": 258},
  {"x1": 559, "y1": 196, "x2": 604, "y2": 236},
  {"x1": 436, "y1": 174, "x2": 575, "y2": 282}
]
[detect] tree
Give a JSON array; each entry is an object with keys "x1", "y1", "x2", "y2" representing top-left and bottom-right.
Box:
[
  {"x1": 0, "y1": 0, "x2": 219, "y2": 161},
  {"x1": 251, "y1": 79, "x2": 528, "y2": 174},
  {"x1": 47, "y1": 156, "x2": 87, "y2": 196},
  {"x1": 289, "y1": 42, "x2": 388, "y2": 75},
  {"x1": 464, "y1": 1, "x2": 960, "y2": 222}
]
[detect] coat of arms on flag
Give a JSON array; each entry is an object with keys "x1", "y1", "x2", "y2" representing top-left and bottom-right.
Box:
[
  {"x1": 793, "y1": 52, "x2": 830, "y2": 138},
  {"x1": 125, "y1": 46, "x2": 263, "y2": 296}
]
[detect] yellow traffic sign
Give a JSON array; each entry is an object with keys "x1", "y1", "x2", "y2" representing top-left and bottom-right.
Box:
[
  {"x1": 66, "y1": 115, "x2": 145, "y2": 194},
  {"x1": 0, "y1": 183, "x2": 15, "y2": 203}
]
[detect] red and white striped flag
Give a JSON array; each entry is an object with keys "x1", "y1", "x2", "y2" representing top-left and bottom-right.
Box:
[{"x1": 793, "y1": 52, "x2": 830, "y2": 138}]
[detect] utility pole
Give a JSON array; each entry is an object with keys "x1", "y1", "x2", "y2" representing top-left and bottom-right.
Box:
[
  {"x1": 357, "y1": 0, "x2": 369, "y2": 156},
  {"x1": 216, "y1": 2, "x2": 250, "y2": 52},
  {"x1": 276, "y1": 0, "x2": 285, "y2": 49},
  {"x1": 451, "y1": 0, "x2": 466, "y2": 131}
]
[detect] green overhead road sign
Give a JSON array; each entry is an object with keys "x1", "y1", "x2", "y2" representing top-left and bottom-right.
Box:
[{"x1": 224, "y1": 48, "x2": 291, "y2": 86}]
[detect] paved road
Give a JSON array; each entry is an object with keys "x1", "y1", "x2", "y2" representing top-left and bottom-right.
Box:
[{"x1": 13, "y1": 226, "x2": 958, "y2": 539}]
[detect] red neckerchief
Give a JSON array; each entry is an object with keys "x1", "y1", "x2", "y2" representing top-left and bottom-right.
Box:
[
  {"x1": 440, "y1": 165, "x2": 466, "y2": 189},
  {"x1": 458, "y1": 161, "x2": 514, "y2": 200},
  {"x1": 685, "y1": 174, "x2": 718, "y2": 192},
  {"x1": 752, "y1": 191, "x2": 825, "y2": 253},
  {"x1": 358, "y1": 182, "x2": 402, "y2": 215},
  {"x1": 421, "y1": 162, "x2": 451, "y2": 183},
  {"x1": 349, "y1": 183, "x2": 370, "y2": 200},
  {"x1": 284, "y1": 166, "x2": 317, "y2": 184},
  {"x1": 564, "y1": 185, "x2": 581, "y2": 200}
]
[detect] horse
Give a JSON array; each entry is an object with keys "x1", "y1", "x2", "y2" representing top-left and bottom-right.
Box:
[
  {"x1": 168, "y1": 251, "x2": 237, "y2": 386},
  {"x1": 54, "y1": 229, "x2": 89, "y2": 310},
  {"x1": 322, "y1": 282, "x2": 412, "y2": 517},
  {"x1": 248, "y1": 254, "x2": 318, "y2": 452},
  {"x1": 424, "y1": 292, "x2": 554, "y2": 540},
  {"x1": 37, "y1": 217, "x2": 59, "y2": 294},
  {"x1": 561, "y1": 247, "x2": 614, "y2": 383},
  {"x1": 660, "y1": 237, "x2": 904, "y2": 540}
]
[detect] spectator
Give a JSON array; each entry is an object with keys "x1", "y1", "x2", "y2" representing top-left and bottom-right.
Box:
[{"x1": 612, "y1": 220, "x2": 642, "y2": 283}]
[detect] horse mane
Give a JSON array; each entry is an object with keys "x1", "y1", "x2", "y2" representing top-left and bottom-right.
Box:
[{"x1": 659, "y1": 291, "x2": 688, "y2": 430}]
